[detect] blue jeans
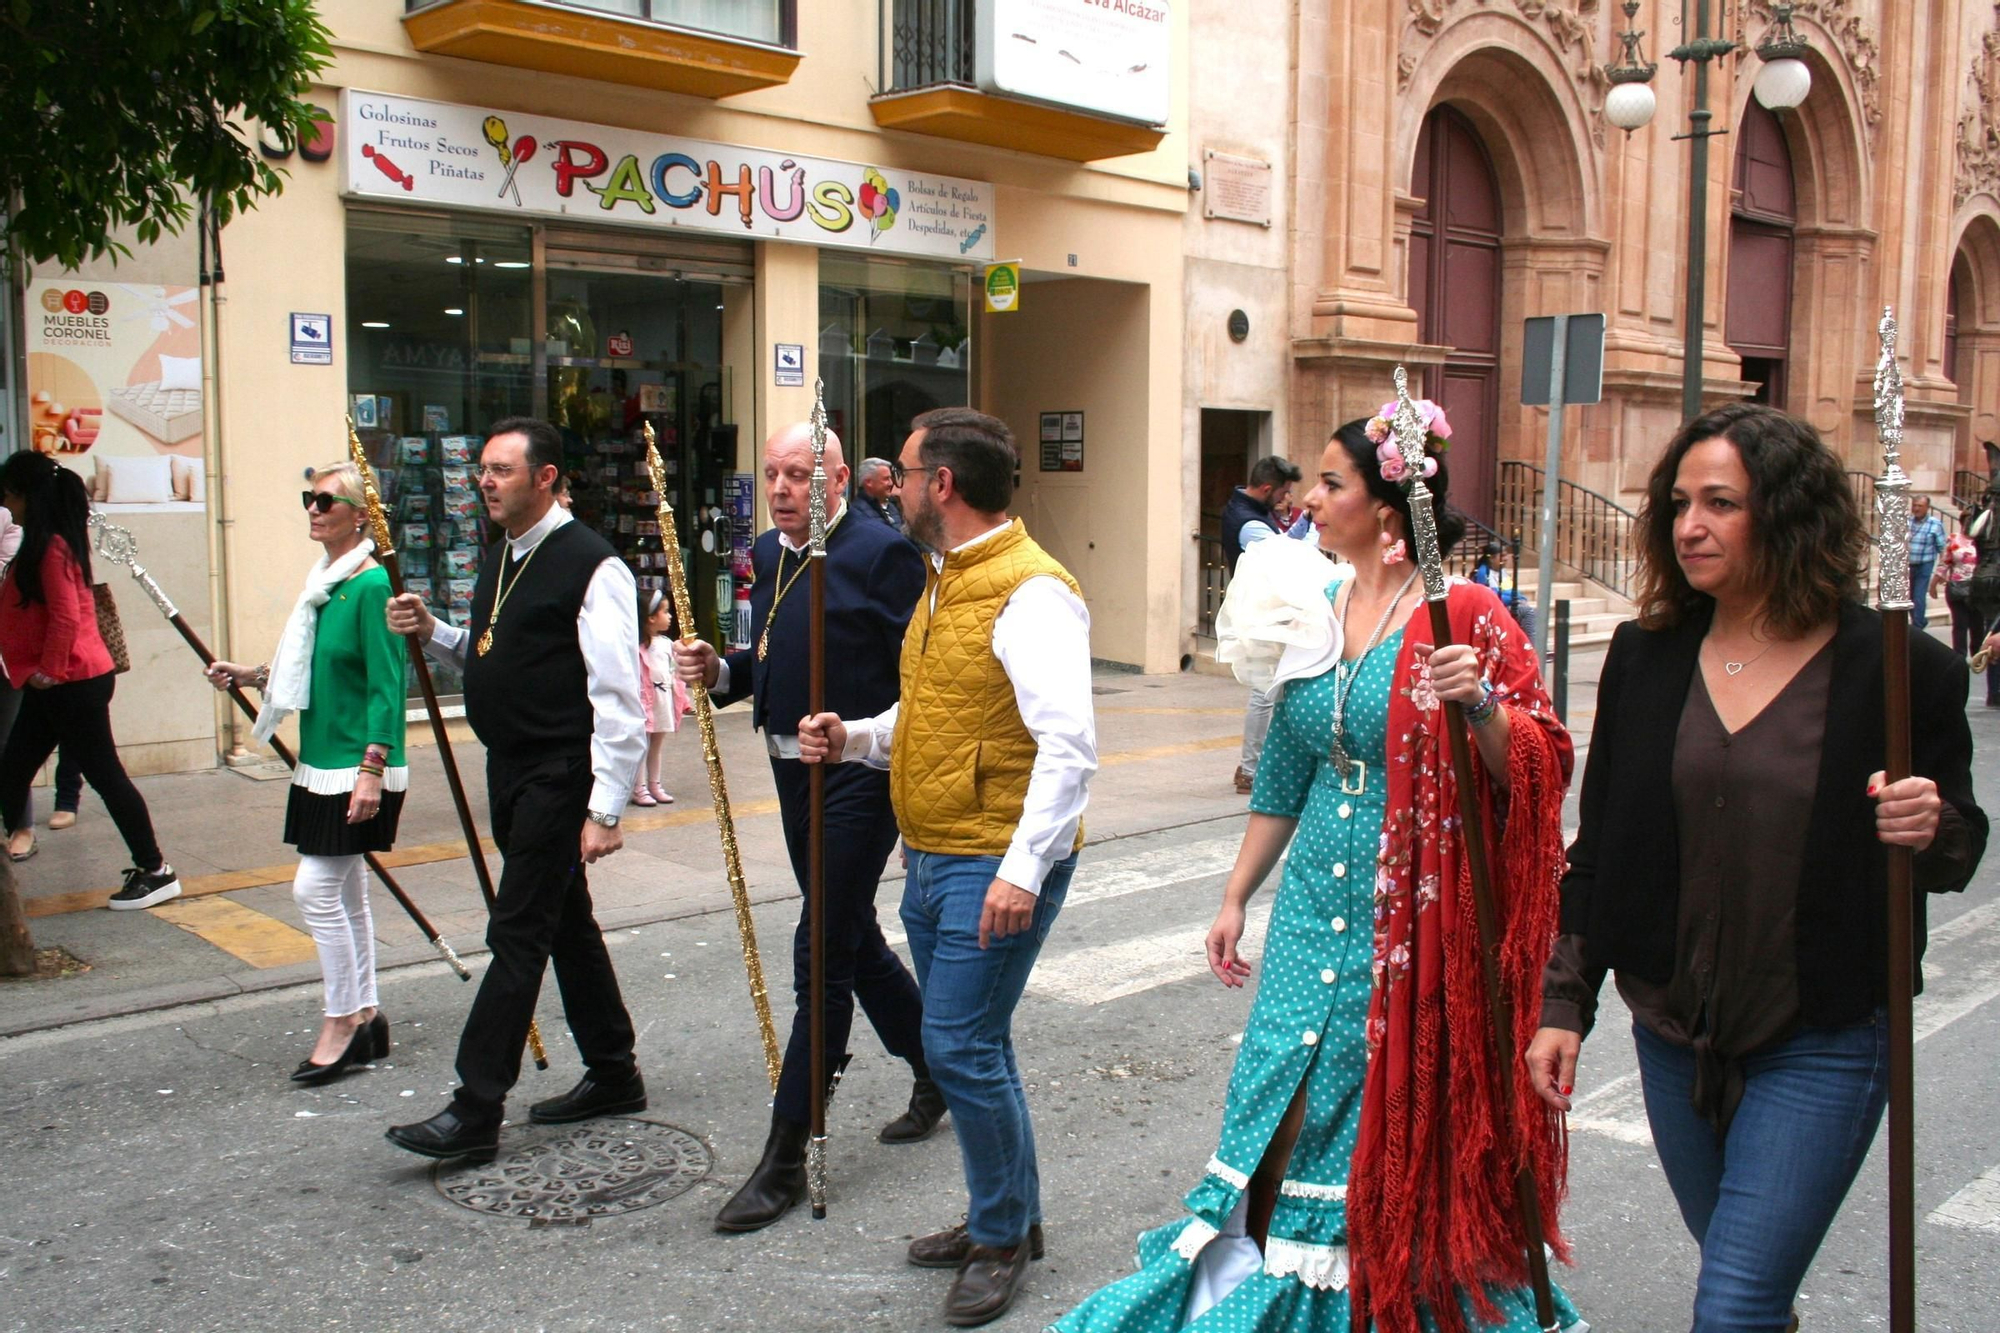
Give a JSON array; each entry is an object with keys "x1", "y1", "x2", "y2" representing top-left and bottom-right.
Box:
[
  {"x1": 1911, "y1": 557, "x2": 1937, "y2": 627},
  {"x1": 1634, "y1": 1013, "x2": 1889, "y2": 1332},
  {"x1": 901, "y1": 848, "x2": 1075, "y2": 1248}
]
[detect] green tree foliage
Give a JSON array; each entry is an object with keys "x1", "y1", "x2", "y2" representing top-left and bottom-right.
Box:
[{"x1": 0, "y1": 0, "x2": 333, "y2": 269}]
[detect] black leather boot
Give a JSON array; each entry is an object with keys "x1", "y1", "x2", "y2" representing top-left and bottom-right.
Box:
[
  {"x1": 879, "y1": 1076, "x2": 949, "y2": 1144},
  {"x1": 714, "y1": 1114, "x2": 807, "y2": 1232}
]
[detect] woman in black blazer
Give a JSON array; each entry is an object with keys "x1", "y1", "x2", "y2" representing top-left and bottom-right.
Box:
[{"x1": 1525, "y1": 403, "x2": 1986, "y2": 1332}]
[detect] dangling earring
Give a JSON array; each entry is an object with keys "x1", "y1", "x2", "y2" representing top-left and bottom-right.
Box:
[{"x1": 1379, "y1": 520, "x2": 1407, "y2": 566}]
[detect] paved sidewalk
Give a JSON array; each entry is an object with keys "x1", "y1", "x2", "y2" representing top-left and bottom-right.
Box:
[{"x1": 2, "y1": 666, "x2": 1313, "y2": 1035}]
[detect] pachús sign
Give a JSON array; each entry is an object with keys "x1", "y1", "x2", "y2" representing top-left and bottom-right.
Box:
[{"x1": 342, "y1": 92, "x2": 996, "y2": 263}]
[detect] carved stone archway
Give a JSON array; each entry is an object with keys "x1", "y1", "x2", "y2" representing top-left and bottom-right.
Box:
[
  {"x1": 1723, "y1": 43, "x2": 1874, "y2": 452},
  {"x1": 1948, "y1": 210, "x2": 2000, "y2": 471}
]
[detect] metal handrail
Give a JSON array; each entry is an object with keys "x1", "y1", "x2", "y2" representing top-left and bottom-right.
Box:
[
  {"x1": 1494, "y1": 461, "x2": 1639, "y2": 600},
  {"x1": 1954, "y1": 470, "x2": 1987, "y2": 512}
]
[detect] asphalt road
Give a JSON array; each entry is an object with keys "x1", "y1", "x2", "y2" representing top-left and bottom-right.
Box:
[{"x1": 3, "y1": 703, "x2": 1998, "y2": 1332}]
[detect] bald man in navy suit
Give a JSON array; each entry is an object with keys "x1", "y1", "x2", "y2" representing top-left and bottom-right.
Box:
[{"x1": 676, "y1": 422, "x2": 936, "y2": 1233}]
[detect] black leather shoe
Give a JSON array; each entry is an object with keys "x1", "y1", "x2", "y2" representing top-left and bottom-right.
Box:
[
  {"x1": 385, "y1": 1107, "x2": 500, "y2": 1162},
  {"x1": 527, "y1": 1071, "x2": 647, "y2": 1125},
  {"x1": 879, "y1": 1077, "x2": 949, "y2": 1144},
  {"x1": 943, "y1": 1242, "x2": 1031, "y2": 1327},
  {"x1": 908, "y1": 1221, "x2": 1044, "y2": 1269},
  {"x1": 714, "y1": 1115, "x2": 807, "y2": 1232}
]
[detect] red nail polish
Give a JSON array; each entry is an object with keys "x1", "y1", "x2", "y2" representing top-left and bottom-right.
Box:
[
  {"x1": 1868, "y1": 784, "x2": 1880, "y2": 796},
  {"x1": 1558, "y1": 1084, "x2": 1572, "y2": 1096}
]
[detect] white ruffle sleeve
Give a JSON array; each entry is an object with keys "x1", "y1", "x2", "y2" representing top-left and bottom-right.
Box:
[{"x1": 1213, "y1": 537, "x2": 1350, "y2": 693}]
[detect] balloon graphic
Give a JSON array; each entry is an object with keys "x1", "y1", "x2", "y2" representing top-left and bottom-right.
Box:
[{"x1": 860, "y1": 170, "x2": 898, "y2": 242}]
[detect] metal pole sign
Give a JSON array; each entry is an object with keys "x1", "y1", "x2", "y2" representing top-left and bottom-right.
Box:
[{"x1": 1521, "y1": 313, "x2": 1606, "y2": 663}]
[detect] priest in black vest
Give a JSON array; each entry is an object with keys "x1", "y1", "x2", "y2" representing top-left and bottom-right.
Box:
[
  {"x1": 676, "y1": 421, "x2": 934, "y2": 1232},
  {"x1": 384, "y1": 416, "x2": 648, "y2": 1162}
]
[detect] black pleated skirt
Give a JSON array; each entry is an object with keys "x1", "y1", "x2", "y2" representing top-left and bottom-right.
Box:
[{"x1": 283, "y1": 785, "x2": 406, "y2": 857}]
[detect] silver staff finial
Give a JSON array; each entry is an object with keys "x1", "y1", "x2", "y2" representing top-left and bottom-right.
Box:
[
  {"x1": 1875, "y1": 306, "x2": 1912, "y2": 612},
  {"x1": 808, "y1": 376, "x2": 830, "y2": 560},
  {"x1": 1390, "y1": 367, "x2": 1448, "y2": 603}
]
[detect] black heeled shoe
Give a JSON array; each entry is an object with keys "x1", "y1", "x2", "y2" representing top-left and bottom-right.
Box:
[
  {"x1": 362, "y1": 1012, "x2": 390, "y2": 1061},
  {"x1": 289, "y1": 1019, "x2": 375, "y2": 1085}
]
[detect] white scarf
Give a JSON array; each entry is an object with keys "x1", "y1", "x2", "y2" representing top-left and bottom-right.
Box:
[{"x1": 253, "y1": 538, "x2": 377, "y2": 743}]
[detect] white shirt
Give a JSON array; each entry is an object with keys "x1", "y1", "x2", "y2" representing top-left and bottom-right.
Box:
[
  {"x1": 711, "y1": 499, "x2": 845, "y2": 699},
  {"x1": 423, "y1": 504, "x2": 645, "y2": 818},
  {"x1": 841, "y1": 521, "x2": 1097, "y2": 894}
]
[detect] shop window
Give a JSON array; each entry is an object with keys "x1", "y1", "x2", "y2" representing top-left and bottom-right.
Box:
[
  {"x1": 543, "y1": 259, "x2": 742, "y2": 647},
  {"x1": 345, "y1": 211, "x2": 534, "y2": 698},
  {"x1": 818, "y1": 253, "x2": 972, "y2": 476}
]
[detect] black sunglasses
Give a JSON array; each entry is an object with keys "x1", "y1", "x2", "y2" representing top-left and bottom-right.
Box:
[{"x1": 301, "y1": 490, "x2": 359, "y2": 514}]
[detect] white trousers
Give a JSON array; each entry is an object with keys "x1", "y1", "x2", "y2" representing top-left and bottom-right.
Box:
[
  {"x1": 293, "y1": 854, "x2": 377, "y2": 1017},
  {"x1": 1239, "y1": 685, "x2": 1278, "y2": 775}
]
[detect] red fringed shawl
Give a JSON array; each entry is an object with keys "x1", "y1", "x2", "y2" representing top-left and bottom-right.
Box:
[{"x1": 1346, "y1": 582, "x2": 1575, "y2": 1333}]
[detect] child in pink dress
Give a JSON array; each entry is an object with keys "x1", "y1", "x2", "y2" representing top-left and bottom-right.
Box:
[{"x1": 634, "y1": 588, "x2": 689, "y2": 807}]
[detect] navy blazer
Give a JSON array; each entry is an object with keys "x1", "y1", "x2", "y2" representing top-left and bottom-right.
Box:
[
  {"x1": 711, "y1": 508, "x2": 923, "y2": 737},
  {"x1": 1561, "y1": 600, "x2": 1987, "y2": 1024}
]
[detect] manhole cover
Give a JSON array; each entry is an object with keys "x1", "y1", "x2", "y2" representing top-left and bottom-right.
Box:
[{"x1": 433, "y1": 1119, "x2": 711, "y2": 1222}]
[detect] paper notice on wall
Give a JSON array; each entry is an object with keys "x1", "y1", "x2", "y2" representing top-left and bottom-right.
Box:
[{"x1": 24, "y1": 280, "x2": 207, "y2": 512}]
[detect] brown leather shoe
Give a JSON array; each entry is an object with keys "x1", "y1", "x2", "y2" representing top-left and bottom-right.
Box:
[
  {"x1": 1233, "y1": 766, "x2": 1253, "y2": 795},
  {"x1": 943, "y1": 1242, "x2": 1030, "y2": 1327},
  {"x1": 908, "y1": 1220, "x2": 1045, "y2": 1269}
]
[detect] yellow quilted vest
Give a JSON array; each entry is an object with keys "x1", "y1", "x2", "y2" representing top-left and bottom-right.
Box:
[{"x1": 891, "y1": 518, "x2": 1085, "y2": 857}]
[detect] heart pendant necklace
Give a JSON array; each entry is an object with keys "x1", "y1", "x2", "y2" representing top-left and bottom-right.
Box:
[{"x1": 1719, "y1": 639, "x2": 1778, "y2": 676}]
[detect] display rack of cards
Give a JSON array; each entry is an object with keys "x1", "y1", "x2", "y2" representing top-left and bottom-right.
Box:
[
  {"x1": 563, "y1": 416, "x2": 673, "y2": 609},
  {"x1": 351, "y1": 425, "x2": 493, "y2": 699}
]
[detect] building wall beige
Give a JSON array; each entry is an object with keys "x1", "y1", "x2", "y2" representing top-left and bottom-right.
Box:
[{"x1": 180, "y1": 0, "x2": 1198, "y2": 769}]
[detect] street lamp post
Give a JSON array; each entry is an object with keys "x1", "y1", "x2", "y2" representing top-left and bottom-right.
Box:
[{"x1": 1603, "y1": 1, "x2": 1813, "y2": 422}]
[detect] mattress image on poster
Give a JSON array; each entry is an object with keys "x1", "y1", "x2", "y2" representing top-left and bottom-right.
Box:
[{"x1": 24, "y1": 283, "x2": 207, "y2": 514}]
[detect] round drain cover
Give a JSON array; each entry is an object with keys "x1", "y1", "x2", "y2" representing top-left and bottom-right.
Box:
[{"x1": 433, "y1": 1119, "x2": 711, "y2": 1222}]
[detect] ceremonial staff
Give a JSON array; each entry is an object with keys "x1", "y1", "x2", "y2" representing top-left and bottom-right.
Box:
[
  {"x1": 346, "y1": 419, "x2": 549, "y2": 1071},
  {"x1": 805, "y1": 381, "x2": 832, "y2": 1220},
  {"x1": 1871, "y1": 308, "x2": 1917, "y2": 1333},
  {"x1": 642, "y1": 422, "x2": 783, "y2": 1091},
  {"x1": 86, "y1": 513, "x2": 471, "y2": 981},
  {"x1": 1388, "y1": 367, "x2": 1559, "y2": 1331}
]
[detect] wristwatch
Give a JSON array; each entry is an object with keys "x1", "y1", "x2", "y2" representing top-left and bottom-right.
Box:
[{"x1": 586, "y1": 810, "x2": 621, "y2": 829}]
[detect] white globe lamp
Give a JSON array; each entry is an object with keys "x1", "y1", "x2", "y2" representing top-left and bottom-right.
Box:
[
  {"x1": 1752, "y1": 55, "x2": 1811, "y2": 112},
  {"x1": 1605, "y1": 80, "x2": 1658, "y2": 133}
]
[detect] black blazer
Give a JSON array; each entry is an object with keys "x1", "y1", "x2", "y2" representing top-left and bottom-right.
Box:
[
  {"x1": 712, "y1": 508, "x2": 923, "y2": 737},
  {"x1": 1562, "y1": 600, "x2": 1987, "y2": 1025}
]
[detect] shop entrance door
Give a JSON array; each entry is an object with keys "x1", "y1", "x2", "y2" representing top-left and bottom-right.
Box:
[{"x1": 543, "y1": 243, "x2": 746, "y2": 647}]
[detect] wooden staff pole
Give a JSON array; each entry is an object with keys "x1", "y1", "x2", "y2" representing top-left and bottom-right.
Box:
[
  {"x1": 87, "y1": 514, "x2": 469, "y2": 980},
  {"x1": 346, "y1": 420, "x2": 548, "y2": 1070},
  {"x1": 1389, "y1": 369, "x2": 1558, "y2": 1331},
  {"x1": 806, "y1": 382, "x2": 831, "y2": 1219},
  {"x1": 1872, "y1": 309, "x2": 1917, "y2": 1333}
]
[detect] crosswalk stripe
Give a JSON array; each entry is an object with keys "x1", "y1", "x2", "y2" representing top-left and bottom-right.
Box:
[
  {"x1": 1929, "y1": 1163, "x2": 2000, "y2": 1233},
  {"x1": 1028, "y1": 903, "x2": 1273, "y2": 1006}
]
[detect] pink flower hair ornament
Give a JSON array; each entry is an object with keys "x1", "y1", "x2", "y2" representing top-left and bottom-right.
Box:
[{"x1": 1365, "y1": 398, "x2": 1451, "y2": 486}]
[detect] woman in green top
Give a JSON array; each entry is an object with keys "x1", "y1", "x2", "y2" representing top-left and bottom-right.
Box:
[{"x1": 207, "y1": 461, "x2": 407, "y2": 1085}]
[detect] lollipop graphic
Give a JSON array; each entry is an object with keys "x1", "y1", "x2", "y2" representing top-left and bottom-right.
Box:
[
  {"x1": 497, "y1": 136, "x2": 536, "y2": 206},
  {"x1": 857, "y1": 168, "x2": 899, "y2": 244},
  {"x1": 483, "y1": 115, "x2": 511, "y2": 166}
]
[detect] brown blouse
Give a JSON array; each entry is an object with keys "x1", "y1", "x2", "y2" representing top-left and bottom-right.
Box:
[{"x1": 1544, "y1": 641, "x2": 1833, "y2": 1131}]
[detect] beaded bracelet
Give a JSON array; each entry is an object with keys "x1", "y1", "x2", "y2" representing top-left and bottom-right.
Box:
[{"x1": 1465, "y1": 678, "x2": 1502, "y2": 728}]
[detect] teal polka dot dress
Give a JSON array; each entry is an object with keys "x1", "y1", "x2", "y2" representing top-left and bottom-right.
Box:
[{"x1": 1051, "y1": 585, "x2": 1584, "y2": 1333}]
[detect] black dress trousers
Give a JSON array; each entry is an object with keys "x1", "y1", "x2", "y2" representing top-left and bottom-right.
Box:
[
  {"x1": 451, "y1": 751, "x2": 637, "y2": 1119},
  {"x1": 769, "y1": 756, "x2": 924, "y2": 1125}
]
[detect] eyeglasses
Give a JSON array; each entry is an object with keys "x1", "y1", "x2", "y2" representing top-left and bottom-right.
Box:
[
  {"x1": 301, "y1": 490, "x2": 359, "y2": 514},
  {"x1": 889, "y1": 461, "x2": 939, "y2": 486},
  {"x1": 475, "y1": 462, "x2": 523, "y2": 480}
]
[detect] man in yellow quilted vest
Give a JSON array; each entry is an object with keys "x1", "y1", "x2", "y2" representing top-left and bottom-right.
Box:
[{"x1": 799, "y1": 407, "x2": 1097, "y2": 1328}]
